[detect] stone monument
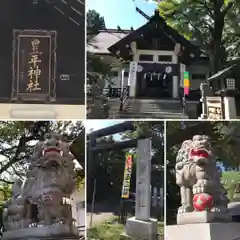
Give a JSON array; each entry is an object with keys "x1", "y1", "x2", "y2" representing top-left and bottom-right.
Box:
[
  {"x1": 199, "y1": 82, "x2": 213, "y2": 119},
  {"x1": 2, "y1": 133, "x2": 80, "y2": 240},
  {"x1": 121, "y1": 138, "x2": 158, "y2": 240},
  {"x1": 166, "y1": 135, "x2": 240, "y2": 240}
]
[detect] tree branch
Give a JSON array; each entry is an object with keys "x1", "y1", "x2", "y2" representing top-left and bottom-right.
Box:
[
  {"x1": 195, "y1": 0, "x2": 214, "y2": 18},
  {"x1": 222, "y1": 1, "x2": 235, "y2": 16},
  {"x1": 0, "y1": 135, "x2": 36, "y2": 176},
  {"x1": 0, "y1": 179, "x2": 13, "y2": 184}
]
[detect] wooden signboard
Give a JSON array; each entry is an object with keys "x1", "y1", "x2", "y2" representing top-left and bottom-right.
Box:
[
  {"x1": 206, "y1": 96, "x2": 223, "y2": 120},
  {"x1": 11, "y1": 29, "x2": 57, "y2": 102}
]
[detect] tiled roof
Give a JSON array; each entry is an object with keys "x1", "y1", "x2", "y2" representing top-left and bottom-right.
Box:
[{"x1": 87, "y1": 29, "x2": 132, "y2": 54}]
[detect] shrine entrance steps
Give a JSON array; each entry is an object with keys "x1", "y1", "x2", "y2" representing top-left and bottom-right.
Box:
[{"x1": 108, "y1": 98, "x2": 198, "y2": 119}]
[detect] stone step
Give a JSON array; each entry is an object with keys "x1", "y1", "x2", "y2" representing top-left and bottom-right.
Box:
[
  {"x1": 112, "y1": 111, "x2": 187, "y2": 119},
  {"x1": 109, "y1": 102, "x2": 183, "y2": 111},
  {"x1": 107, "y1": 98, "x2": 188, "y2": 118}
]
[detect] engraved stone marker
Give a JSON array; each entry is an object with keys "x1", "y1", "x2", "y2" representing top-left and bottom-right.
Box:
[{"x1": 135, "y1": 138, "x2": 151, "y2": 221}]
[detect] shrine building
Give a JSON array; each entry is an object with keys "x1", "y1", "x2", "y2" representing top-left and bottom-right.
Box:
[{"x1": 88, "y1": 10, "x2": 209, "y2": 107}]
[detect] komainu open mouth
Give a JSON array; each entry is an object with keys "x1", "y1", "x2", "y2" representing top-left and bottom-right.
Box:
[
  {"x1": 190, "y1": 148, "x2": 210, "y2": 159},
  {"x1": 42, "y1": 148, "x2": 63, "y2": 157}
]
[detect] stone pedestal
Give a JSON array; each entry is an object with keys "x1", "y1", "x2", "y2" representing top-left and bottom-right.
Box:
[
  {"x1": 121, "y1": 217, "x2": 158, "y2": 240},
  {"x1": 2, "y1": 224, "x2": 79, "y2": 240},
  {"x1": 166, "y1": 222, "x2": 240, "y2": 240},
  {"x1": 177, "y1": 211, "x2": 231, "y2": 225}
]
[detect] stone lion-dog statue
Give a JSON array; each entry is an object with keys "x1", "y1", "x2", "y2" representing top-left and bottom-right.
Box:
[{"x1": 175, "y1": 135, "x2": 229, "y2": 215}]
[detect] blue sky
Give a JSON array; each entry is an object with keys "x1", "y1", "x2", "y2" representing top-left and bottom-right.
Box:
[
  {"x1": 86, "y1": 0, "x2": 158, "y2": 29},
  {"x1": 84, "y1": 120, "x2": 125, "y2": 141},
  {"x1": 84, "y1": 120, "x2": 124, "y2": 132}
]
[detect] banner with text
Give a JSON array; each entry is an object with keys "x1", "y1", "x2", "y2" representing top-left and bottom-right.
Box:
[
  {"x1": 121, "y1": 154, "x2": 133, "y2": 199},
  {"x1": 128, "y1": 61, "x2": 138, "y2": 86}
]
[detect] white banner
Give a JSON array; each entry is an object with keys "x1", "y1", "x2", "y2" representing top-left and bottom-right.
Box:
[
  {"x1": 121, "y1": 69, "x2": 125, "y2": 93},
  {"x1": 128, "y1": 61, "x2": 138, "y2": 86}
]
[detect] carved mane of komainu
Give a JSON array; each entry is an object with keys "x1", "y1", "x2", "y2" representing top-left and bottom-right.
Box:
[
  {"x1": 3, "y1": 133, "x2": 77, "y2": 233},
  {"x1": 176, "y1": 135, "x2": 229, "y2": 215}
]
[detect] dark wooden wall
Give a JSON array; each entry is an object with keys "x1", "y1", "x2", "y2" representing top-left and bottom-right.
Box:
[{"x1": 0, "y1": 0, "x2": 85, "y2": 104}]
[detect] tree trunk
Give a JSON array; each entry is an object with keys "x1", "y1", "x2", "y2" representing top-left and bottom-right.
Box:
[{"x1": 210, "y1": 3, "x2": 225, "y2": 75}]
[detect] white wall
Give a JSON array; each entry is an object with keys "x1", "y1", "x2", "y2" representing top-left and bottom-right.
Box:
[
  {"x1": 0, "y1": 104, "x2": 85, "y2": 119},
  {"x1": 71, "y1": 188, "x2": 85, "y2": 228}
]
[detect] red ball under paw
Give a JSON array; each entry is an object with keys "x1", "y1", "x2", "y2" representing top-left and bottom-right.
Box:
[{"x1": 193, "y1": 193, "x2": 213, "y2": 211}]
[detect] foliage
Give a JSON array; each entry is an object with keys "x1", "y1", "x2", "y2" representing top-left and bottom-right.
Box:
[
  {"x1": 87, "y1": 9, "x2": 111, "y2": 78},
  {"x1": 121, "y1": 121, "x2": 164, "y2": 167},
  {"x1": 222, "y1": 171, "x2": 240, "y2": 200},
  {"x1": 158, "y1": 0, "x2": 240, "y2": 73},
  {"x1": 87, "y1": 217, "x2": 164, "y2": 239},
  {"x1": 0, "y1": 121, "x2": 84, "y2": 183},
  {"x1": 87, "y1": 9, "x2": 106, "y2": 37},
  {"x1": 87, "y1": 135, "x2": 126, "y2": 202},
  {"x1": 87, "y1": 52, "x2": 111, "y2": 77}
]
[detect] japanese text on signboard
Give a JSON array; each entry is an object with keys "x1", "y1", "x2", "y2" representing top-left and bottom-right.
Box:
[
  {"x1": 26, "y1": 39, "x2": 42, "y2": 92},
  {"x1": 121, "y1": 155, "x2": 133, "y2": 199}
]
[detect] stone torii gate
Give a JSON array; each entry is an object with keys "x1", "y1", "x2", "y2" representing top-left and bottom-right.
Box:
[{"x1": 87, "y1": 121, "x2": 158, "y2": 240}]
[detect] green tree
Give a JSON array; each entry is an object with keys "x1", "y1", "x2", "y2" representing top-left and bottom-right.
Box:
[
  {"x1": 87, "y1": 9, "x2": 106, "y2": 37},
  {"x1": 87, "y1": 9, "x2": 111, "y2": 77},
  {"x1": 87, "y1": 135, "x2": 126, "y2": 202},
  {"x1": 121, "y1": 121, "x2": 164, "y2": 167},
  {"x1": 0, "y1": 121, "x2": 84, "y2": 183},
  {"x1": 158, "y1": 0, "x2": 240, "y2": 74}
]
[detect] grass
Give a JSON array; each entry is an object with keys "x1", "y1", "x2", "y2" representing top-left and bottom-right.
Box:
[
  {"x1": 87, "y1": 217, "x2": 164, "y2": 240},
  {"x1": 222, "y1": 171, "x2": 240, "y2": 189},
  {"x1": 222, "y1": 171, "x2": 240, "y2": 200},
  {"x1": 222, "y1": 171, "x2": 240, "y2": 182}
]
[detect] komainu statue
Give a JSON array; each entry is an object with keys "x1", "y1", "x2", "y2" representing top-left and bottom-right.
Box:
[
  {"x1": 175, "y1": 135, "x2": 230, "y2": 224},
  {"x1": 2, "y1": 133, "x2": 80, "y2": 240}
]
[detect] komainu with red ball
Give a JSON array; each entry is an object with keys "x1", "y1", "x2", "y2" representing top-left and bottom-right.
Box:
[{"x1": 175, "y1": 135, "x2": 229, "y2": 216}]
